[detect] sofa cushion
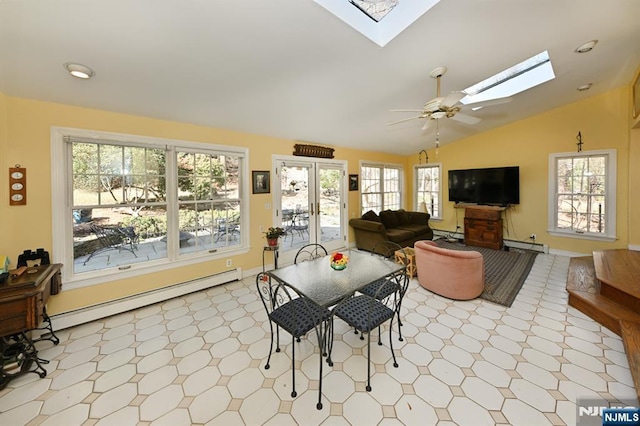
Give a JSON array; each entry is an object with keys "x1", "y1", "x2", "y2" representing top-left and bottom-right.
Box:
[
  {"x1": 379, "y1": 210, "x2": 399, "y2": 229},
  {"x1": 397, "y1": 224, "x2": 432, "y2": 235},
  {"x1": 362, "y1": 210, "x2": 380, "y2": 222},
  {"x1": 396, "y1": 209, "x2": 410, "y2": 225},
  {"x1": 384, "y1": 228, "x2": 414, "y2": 243}
]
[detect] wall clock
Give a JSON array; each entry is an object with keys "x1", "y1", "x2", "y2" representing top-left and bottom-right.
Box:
[{"x1": 9, "y1": 166, "x2": 27, "y2": 205}]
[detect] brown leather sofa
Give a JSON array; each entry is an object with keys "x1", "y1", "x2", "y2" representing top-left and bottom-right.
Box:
[{"x1": 349, "y1": 209, "x2": 433, "y2": 252}]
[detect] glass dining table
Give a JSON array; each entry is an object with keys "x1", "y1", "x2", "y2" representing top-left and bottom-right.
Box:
[
  {"x1": 268, "y1": 249, "x2": 403, "y2": 308},
  {"x1": 266, "y1": 249, "x2": 404, "y2": 409}
]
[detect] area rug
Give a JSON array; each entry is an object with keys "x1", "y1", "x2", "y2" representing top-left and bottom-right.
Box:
[{"x1": 433, "y1": 240, "x2": 539, "y2": 307}]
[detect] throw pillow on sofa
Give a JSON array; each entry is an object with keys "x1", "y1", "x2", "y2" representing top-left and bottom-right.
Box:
[{"x1": 362, "y1": 210, "x2": 381, "y2": 222}]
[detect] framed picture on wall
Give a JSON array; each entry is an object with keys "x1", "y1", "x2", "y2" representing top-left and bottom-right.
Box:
[
  {"x1": 349, "y1": 174, "x2": 359, "y2": 191},
  {"x1": 252, "y1": 171, "x2": 270, "y2": 194}
]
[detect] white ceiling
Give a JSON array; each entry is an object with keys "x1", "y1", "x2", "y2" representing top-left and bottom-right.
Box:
[{"x1": 1, "y1": 0, "x2": 639, "y2": 155}]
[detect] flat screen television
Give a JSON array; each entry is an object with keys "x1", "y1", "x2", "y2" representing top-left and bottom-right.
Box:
[{"x1": 448, "y1": 166, "x2": 520, "y2": 206}]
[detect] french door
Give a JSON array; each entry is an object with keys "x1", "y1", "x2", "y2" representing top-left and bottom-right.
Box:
[{"x1": 273, "y1": 157, "x2": 347, "y2": 261}]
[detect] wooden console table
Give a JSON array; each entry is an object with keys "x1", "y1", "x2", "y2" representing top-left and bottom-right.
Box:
[
  {"x1": 0, "y1": 263, "x2": 62, "y2": 389},
  {"x1": 460, "y1": 205, "x2": 505, "y2": 250}
]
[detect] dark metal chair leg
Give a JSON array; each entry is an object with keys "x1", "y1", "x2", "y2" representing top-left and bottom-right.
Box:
[{"x1": 291, "y1": 337, "x2": 297, "y2": 398}]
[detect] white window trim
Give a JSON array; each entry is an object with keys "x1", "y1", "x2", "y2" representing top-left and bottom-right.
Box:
[
  {"x1": 547, "y1": 149, "x2": 617, "y2": 242},
  {"x1": 414, "y1": 162, "x2": 442, "y2": 220},
  {"x1": 51, "y1": 127, "x2": 250, "y2": 289},
  {"x1": 360, "y1": 160, "x2": 404, "y2": 212}
]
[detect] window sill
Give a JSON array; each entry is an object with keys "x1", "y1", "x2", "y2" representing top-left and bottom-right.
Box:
[
  {"x1": 63, "y1": 247, "x2": 249, "y2": 290},
  {"x1": 547, "y1": 230, "x2": 617, "y2": 243}
]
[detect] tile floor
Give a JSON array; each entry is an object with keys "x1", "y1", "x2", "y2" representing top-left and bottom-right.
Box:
[{"x1": 1, "y1": 253, "x2": 638, "y2": 425}]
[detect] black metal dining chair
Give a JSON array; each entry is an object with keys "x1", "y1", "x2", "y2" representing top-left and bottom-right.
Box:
[
  {"x1": 358, "y1": 241, "x2": 410, "y2": 341},
  {"x1": 294, "y1": 243, "x2": 328, "y2": 264},
  {"x1": 328, "y1": 282, "x2": 400, "y2": 392},
  {"x1": 256, "y1": 272, "x2": 331, "y2": 409}
]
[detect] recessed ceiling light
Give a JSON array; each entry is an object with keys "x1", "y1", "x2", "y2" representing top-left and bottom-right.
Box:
[
  {"x1": 64, "y1": 62, "x2": 95, "y2": 79},
  {"x1": 575, "y1": 40, "x2": 598, "y2": 53},
  {"x1": 577, "y1": 83, "x2": 592, "y2": 91}
]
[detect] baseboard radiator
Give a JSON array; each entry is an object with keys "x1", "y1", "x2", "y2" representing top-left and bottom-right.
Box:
[
  {"x1": 432, "y1": 230, "x2": 548, "y2": 253},
  {"x1": 50, "y1": 268, "x2": 242, "y2": 331}
]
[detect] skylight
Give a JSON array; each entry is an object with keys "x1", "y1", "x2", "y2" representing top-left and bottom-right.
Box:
[
  {"x1": 461, "y1": 51, "x2": 555, "y2": 105},
  {"x1": 349, "y1": 0, "x2": 399, "y2": 22},
  {"x1": 314, "y1": 0, "x2": 440, "y2": 47}
]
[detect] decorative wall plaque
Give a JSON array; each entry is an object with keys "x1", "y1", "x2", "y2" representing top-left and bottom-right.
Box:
[{"x1": 293, "y1": 144, "x2": 335, "y2": 159}]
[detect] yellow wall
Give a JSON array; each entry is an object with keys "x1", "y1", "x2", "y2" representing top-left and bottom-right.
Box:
[
  {"x1": 0, "y1": 95, "x2": 405, "y2": 315},
  {"x1": 628, "y1": 67, "x2": 640, "y2": 248},
  {"x1": 0, "y1": 84, "x2": 635, "y2": 316},
  {"x1": 430, "y1": 86, "x2": 631, "y2": 253}
]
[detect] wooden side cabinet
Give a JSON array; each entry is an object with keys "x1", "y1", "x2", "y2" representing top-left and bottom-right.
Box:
[
  {"x1": 463, "y1": 207, "x2": 504, "y2": 250},
  {"x1": 1, "y1": 263, "x2": 62, "y2": 389}
]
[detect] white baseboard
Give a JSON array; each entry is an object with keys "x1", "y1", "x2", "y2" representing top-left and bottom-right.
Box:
[{"x1": 50, "y1": 268, "x2": 241, "y2": 331}]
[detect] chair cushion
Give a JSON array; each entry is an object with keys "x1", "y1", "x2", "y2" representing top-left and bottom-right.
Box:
[
  {"x1": 360, "y1": 277, "x2": 398, "y2": 300},
  {"x1": 334, "y1": 295, "x2": 394, "y2": 333},
  {"x1": 362, "y1": 210, "x2": 381, "y2": 222},
  {"x1": 270, "y1": 298, "x2": 329, "y2": 337},
  {"x1": 379, "y1": 210, "x2": 399, "y2": 229}
]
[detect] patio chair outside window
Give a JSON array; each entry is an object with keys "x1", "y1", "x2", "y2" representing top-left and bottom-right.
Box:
[
  {"x1": 215, "y1": 214, "x2": 240, "y2": 242},
  {"x1": 83, "y1": 224, "x2": 138, "y2": 265}
]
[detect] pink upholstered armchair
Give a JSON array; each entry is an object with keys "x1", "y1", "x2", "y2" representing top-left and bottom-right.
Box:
[{"x1": 414, "y1": 240, "x2": 484, "y2": 300}]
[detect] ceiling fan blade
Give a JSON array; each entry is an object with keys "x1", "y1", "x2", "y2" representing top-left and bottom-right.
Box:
[
  {"x1": 389, "y1": 109, "x2": 425, "y2": 112},
  {"x1": 451, "y1": 112, "x2": 481, "y2": 125},
  {"x1": 422, "y1": 118, "x2": 434, "y2": 130},
  {"x1": 462, "y1": 96, "x2": 513, "y2": 110},
  {"x1": 441, "y1": 92, "x2": 466, "y2": 108},
  {"x1": 422, "y1": 97, "x2": 443, "y2": 112},
  {"x1": 386, "y1": 116, "x2": 424, "y2": 126}
]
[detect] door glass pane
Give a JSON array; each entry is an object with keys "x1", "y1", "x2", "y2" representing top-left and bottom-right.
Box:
[
  {"x1": 279, "y1": 165, "x2": 310, "y2": 250},
  {"x1": 319, "y1": 167, "x2": 342, "y2": 245}
]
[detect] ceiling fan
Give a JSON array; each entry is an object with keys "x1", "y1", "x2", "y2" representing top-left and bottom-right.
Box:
[{"x1": 387, "y1": 66, "x2": 512, "y2": 130}]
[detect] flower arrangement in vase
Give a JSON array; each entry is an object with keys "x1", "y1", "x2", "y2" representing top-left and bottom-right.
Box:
[
  {"x1": 330, "y1": 252, "x2": 349, "y2": 270},
  {"x1": 264, "y1": 227, "x2": 286, "y2": 246}
]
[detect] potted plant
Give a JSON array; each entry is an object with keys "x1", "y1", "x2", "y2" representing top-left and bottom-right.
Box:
[{"x1": 264, "y1": 226, "x2": 286, "y2": 246}]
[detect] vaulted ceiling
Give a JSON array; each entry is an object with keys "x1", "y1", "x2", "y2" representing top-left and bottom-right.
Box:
[{"x1": 1, "y1": 0, "x2": 639, "y2": 155}]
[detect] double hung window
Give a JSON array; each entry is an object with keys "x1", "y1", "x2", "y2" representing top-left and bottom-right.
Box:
[
  {"x1": 51, "y1": 128, "x2": 247, "y2": 287},
  {"x1": 360, "y1": 163, "x2": 402, "y2": 214},
  {"x1": 548, "y1": 150, "x2": 616, "y2": 241},
  {"x1": 415, "y1": 164, "x2": 441, "y2": 219}
]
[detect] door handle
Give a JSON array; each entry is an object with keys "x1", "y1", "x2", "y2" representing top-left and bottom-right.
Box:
[{"x1": 310, "y1": 203, "x2": 314, "y2": 215}]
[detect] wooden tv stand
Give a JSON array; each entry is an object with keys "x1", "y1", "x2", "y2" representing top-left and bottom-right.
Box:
[{"x1": 459, "y1": 205, "x2": 505, "y2": 250}]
